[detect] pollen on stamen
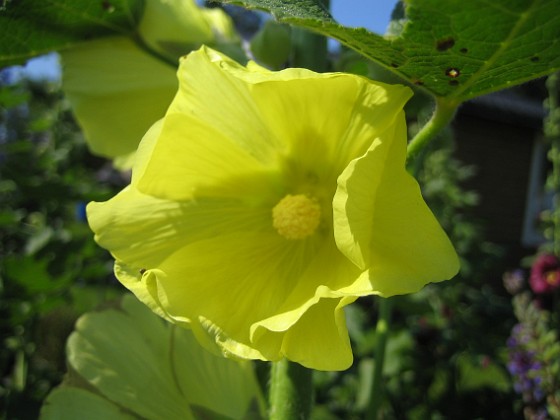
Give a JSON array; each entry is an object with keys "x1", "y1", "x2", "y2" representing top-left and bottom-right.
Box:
[{"x1": 272, "y1": 194, "x2": 321, "y2": 240}]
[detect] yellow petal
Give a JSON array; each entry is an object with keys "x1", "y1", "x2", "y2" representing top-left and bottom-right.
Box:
[
  {"x1": 137, "y1": 113, "x2": 277, "y2": 201},
  {"x1": 144, "y1": 233, "x2": 363, "y2": 370},
  {"x1": 167, "y1": 47, "x2": 281, "y2": 165},
  {"x1": 152, "y1": 232, "x2": 317, "y2": 343},
  {"x1": 249, "y1": 289, "x2": 358, "y2": 371},
  {"x1": 131, "y1": 119, "x2": 163, "y2": 184},
  {"x1": 250, "y1": 244, "x2": 364, "y2": 341},
  {"x1": 114, "y1": 262, "x2": 171, "y2": 323},
  {"x1": 87, "y1": 185, "x2": 270, "y2": 269},
  {"x1": 334, "y1": 113, "x2": 460, "y2": 296},
  {"x1": 280, "y1": 296, "x2": 356, "y2": 370},
  {"x1": 61, "y1": 37, "x2": 177, "y2": 165},
  {"x1": 247, "y1": 72, "x2": 413, "y2": 180},
  {"x1": 138, "y1": 46, "x2": 412, "y2": 201}
]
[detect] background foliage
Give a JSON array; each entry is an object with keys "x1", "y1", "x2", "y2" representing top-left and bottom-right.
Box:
[{"x1": 0, "y1": 73, "x2": 124, "y2": 417}]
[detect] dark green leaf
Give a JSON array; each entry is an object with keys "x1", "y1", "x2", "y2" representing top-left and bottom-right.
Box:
[
  {"x1": 0, "y1": 0, "x2": 143, "y2": 67},
  {"x1": 4, "y1": 255, "x2": 70, "y2": 293},
  {"x1": 217, "y1": 0, "x2": 331, "y2": 20},
  {"x1": 216, "y1": 0, "x2": 560, "y2": 100},
  {"x1": 455, "y1": 353, "x2": 510, "y2": 392}
]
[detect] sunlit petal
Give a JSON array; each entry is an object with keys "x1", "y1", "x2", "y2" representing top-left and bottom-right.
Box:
[{"x1": 334, "y1": 113, "x2": 460, "y2": 296}]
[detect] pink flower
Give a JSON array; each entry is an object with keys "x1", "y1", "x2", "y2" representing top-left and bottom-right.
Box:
[{"x1": 529, "y1": 254, "x2": 560, "y2": 294}]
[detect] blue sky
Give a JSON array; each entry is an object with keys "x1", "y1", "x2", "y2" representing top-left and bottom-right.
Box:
[{"x1": 331, "y1": 0, "x2": 397, "y2": 34}]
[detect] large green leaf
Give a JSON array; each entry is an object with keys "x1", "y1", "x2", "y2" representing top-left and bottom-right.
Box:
[
  {"x1": 215, "y1": 0, "x2": 560, "y2": 100},
  {"x1": 42, "y1": 388, "x2": 136, "y2": 420},
  {"x1": 41, "y1": 294, "x2": 264, "y2": 420},
  {"x1": 0, "y1": 0, "x2": 143, "y2": 66}
]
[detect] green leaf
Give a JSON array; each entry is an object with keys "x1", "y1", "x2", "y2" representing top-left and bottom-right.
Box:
[
  {"x1": 43, "y1": 294, "x2": 264, "y2": 419},
  {"x1": 60, "y1": 36, "x2": 177, "y2": 166},
  {"x1": 4, "y1": 255, "x2": 69, "y2": 293},
  {"x1": 455, "y1": 353, "x2": 510, "y2": 393},
  {"x1": 0, "y1": 0, "x2": 143, "y2": 67},
  {"x1": 215, "y1": 0, "x2": 560, "y2": 100},
  {"x1": 217, "y1": 0, "x2": 331, "y2": 20},
  {"x1": 41, "y1": 388, "x2": 136, "y2": 420}
]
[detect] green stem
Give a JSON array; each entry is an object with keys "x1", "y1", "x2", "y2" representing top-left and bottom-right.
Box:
[
  {"x1": 367, "y1": 297, "x2": 392, "y2": 420},
  {"x1": 132, "y1": 32, "x2": 179, "y2": 68},
  {"x1": 269, "y1": 359, "x2": 313, "y2": 420},
  {"x1": 406, "y1": 97, "x2": 460, "y2": 163}
]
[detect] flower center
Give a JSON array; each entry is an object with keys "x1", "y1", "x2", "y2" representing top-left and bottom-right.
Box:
[
  {"x1": 272, "y1": 194, "x2": 321, "y2": 240},
  {"x1": 545, "y1": 270, "x2": 559, "y2": 285}
]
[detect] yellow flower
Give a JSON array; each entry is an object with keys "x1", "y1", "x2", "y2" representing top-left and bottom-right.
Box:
[
  {"x1": 60, "y1": 0, "x2": 239, "y2": 169},
  {"x1": 87, "y1": 46, "x2": 459, "y2": 371}
]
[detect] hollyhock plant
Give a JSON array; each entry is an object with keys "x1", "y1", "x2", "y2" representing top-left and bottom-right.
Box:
[
  {"x1": 87, "y1": 46, "x2": 459, "y2": 371},
  {"x1": 529, "y1": 254, "x2": 560, "y2": 294}
]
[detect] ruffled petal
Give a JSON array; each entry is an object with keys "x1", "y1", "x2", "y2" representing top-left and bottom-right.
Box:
[
  {"x1": 151, "y1": 232, "x2": 322, "y2": 344},
  {"x1": 243, "y1": 296, "x2": 357, "y2": 371},
  {"x1": 280, "y1": 296, "x2": 356, "y2": 370},
  {"x1": 61, "y1": 37, "x2": 177, "y2": 164},
  {"x1": 250, "y1": 242, "x2": 364, "y2": 342},
  {"x1": 334, "y1": 113, "x2": 459, "y2": 296},
  {"x1": 250, "y1": 292, "x2": 358, "y2": 371},
  {"x1": 114, "y1": 262, "x2": 171, "y2": 323},
  {"x1": 139, "y1": 233, "x2": 363, "y2": 370}
]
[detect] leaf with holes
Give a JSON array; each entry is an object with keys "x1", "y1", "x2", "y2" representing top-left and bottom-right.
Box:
[
  {"x1": 215, "y1": 0, "x2": 560, "y2": 101},
  {"x1": 0, "y1": 0, "x2": 142, "y2": 67}
]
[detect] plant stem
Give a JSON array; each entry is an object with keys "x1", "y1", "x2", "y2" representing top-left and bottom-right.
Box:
[
  {"x1": 406, "y1": 97, "x2": 460, "y2": 164},
  {"x1": 269, "y1": 359, "x2": 313, "y2": 420},
  {"x1": 367, "y1": 297, "x2": 392, "y2": 420},
  {"x1": 132, "y1": 32, "x2": 179, "y2": 68}
]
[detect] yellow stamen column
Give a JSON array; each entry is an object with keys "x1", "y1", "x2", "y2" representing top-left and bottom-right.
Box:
[{"x1": 272, "y1": 194, "x2": 321, "y2": 240}]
